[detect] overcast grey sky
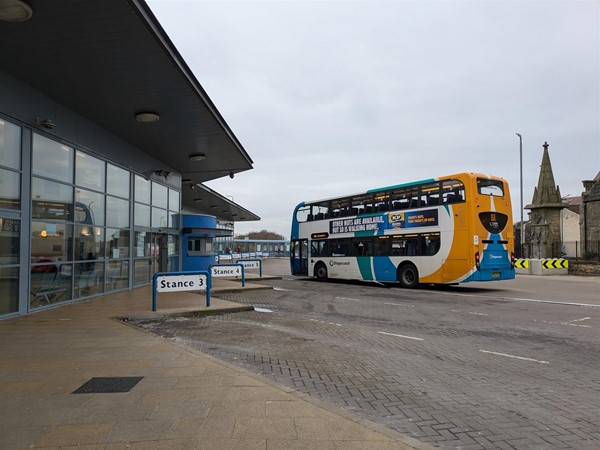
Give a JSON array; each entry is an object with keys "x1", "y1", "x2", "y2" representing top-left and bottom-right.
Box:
[{"x1": 147, "y1": 0, "x2": 599, "y2": 238}]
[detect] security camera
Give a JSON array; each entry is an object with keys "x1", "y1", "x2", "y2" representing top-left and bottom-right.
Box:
[
  {"x1": 229, "y1": 172, "x2": 234, "y2": 179},
  {"x1": 37, "y1": 118, "x2": 55, "y2": 130}
]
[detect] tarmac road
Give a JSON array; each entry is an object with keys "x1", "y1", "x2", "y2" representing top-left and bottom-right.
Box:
[{"x1": 133, "y1": 260, "x2": 600, "y2": 450}]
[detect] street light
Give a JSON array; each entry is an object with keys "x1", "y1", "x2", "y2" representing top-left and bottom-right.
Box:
[{"x1": 516, "y1": 133, "x2": 523, "y2": 258}]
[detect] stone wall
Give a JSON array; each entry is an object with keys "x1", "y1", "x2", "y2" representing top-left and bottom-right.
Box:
[{"x1": 568, "y1": 260, "x2": 600, "y2": 276}]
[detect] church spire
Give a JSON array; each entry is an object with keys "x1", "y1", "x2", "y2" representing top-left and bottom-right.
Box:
[{"x1": 526, "y1": 141, "x2": 565, "y2": 209}]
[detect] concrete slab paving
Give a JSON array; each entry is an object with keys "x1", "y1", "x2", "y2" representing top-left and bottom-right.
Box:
[{"x1": 0, "y1": 265, "x2": 432, "y2": 450}]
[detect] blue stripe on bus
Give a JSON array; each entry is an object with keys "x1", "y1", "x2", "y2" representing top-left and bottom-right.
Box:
[{"x1": 373, "y1": 256, "x2": 397, "y2": 282}]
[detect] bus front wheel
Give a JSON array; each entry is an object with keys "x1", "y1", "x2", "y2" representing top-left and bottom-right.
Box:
[
  {"x1": 315, "y1": 263, "x2": 328, "y2": 281},
  {"x1": 397, "y1": 264, "x2": 419, "y2": 289}
]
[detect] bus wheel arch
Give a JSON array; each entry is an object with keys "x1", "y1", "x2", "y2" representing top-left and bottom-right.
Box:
[
  {"x1": 397, "y1": 262, "x2": 419, "y2": 289},
  {"x1": 314, "y1": 262, "x2": 328, "y2": 281}
]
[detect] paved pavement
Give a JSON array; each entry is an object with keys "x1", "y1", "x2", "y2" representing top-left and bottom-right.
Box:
[{"x1": 0, "y1": 262, "x2": 430, "y2": 450}]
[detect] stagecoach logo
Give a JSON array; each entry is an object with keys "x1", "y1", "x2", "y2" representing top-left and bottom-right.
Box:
[{"x1": 329, "y1": 260, "x2": 351, "y2": 266}]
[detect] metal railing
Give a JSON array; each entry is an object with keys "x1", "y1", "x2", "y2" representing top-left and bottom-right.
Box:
[{"x1": 521, "y1": 240, "x2": 600, "y2": 261}]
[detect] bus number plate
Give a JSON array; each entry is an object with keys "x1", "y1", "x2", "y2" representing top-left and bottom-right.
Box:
[{"x1": 492, "y1": 272, "x2": 500, "y2": 278}]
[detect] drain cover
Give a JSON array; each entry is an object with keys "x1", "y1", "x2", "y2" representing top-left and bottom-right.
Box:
[{"x1": 72, "y1": 377, "x2": 143, "y2": 394}]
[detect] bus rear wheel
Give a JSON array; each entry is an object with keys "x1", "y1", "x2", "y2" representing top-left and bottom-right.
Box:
[
  {"x1": 315, "y1": 263, "x2": 328, "y2": 281},
  {"x1": 397, "y1": 263, "x2": 419, "y2": 289}
]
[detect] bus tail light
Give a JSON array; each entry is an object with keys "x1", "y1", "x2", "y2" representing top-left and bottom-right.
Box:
[
  {"x1": 511, "y1": 252, "x2": 515, "y2": 269},
  {"x1": 475, "y1": 252, "x2": 480, "y2": 270}
]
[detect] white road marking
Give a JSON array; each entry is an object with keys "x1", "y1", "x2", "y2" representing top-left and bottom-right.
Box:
[
  {"x1": 378, "y1": 331, "x2": 424, "y2": 341},
  {"x1": 309, "y1": 318, "x2": 341, "y2": 327},
  {"x1": 335, "y1": 296, "x2": 360, "y2": 301},
  {"x1": 254, "y1": 307, "x2": 273, "y2": 313},
  {"x1": 385, "y1": 302, "x2": 415, "y2": 307},
  {"x1": 438, "y1": 291, "x2": 599, "y2": 308},
  {"x1": 479, "y1": 349, "x2": 549, "y2": 364},
  {"x1": 534, "y1": 318, "x2": 592, "y2": 328},
  {"x1": 468, "y1": 312, "x2": 488, "y2": 316},
  {"x1": 567, "y1": 317, "x2": 591, "y2": 323}
]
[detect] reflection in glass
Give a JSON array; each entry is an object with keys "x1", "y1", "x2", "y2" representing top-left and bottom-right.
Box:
[
  {"x1": 74, "y1": 261, "x2": 103, "y2": 298},
  {"x1": 134, "y1": 258, "x2": 150, "y2": 287},
  {"x1": 106, "y1": 228, "x2": 130, "y2": 259},
  {"x1": 106, "y1": 259, "x2": 129, "y2": 291},
  {"x1": 0, "y1": 168, "x2": 20, "y2": 210},
  {"x1": 32, "y1": 134, "x2": 73, "y2": 183},
  {"x1": 74, "y1": 225, "x2": 104, "y2": 260},
  {"x1": 152, "y1": 207, "x2": 167, "y2": 229},
  {"x1": 76, "y1": 151, "x2": 105, "y2": 191},
  {"x1": 30, "y1": 264, "x2": 72, "y2": 308},
  {"x1": 134, "y1": 231, "x2": 150, "y2": 257},
  {"x1": 135, "y1": 175, "x2": 150, "y2": 204},
  {"x1": 75, "y1": 188, "x2": 104, "y2": 225},
  {"x1": 167, "y1": 234, "x2": 178, "y2": 257},
  {"x1": 0, "y1": 217, "x2": 20, "y2": 264},
  {"x1": 0, "y1": 119, "x2": 21, "y2": 170},
  {"x1": 152, "y1": 182, "x2": 168, "y2": 208},
  {"x1": 169, "y1": 189, "x2": 180, "y2": 212},
  {"x1": 0, "y1": 266, "x2": 18, "y2": 314},
  {"x1": 32, "y1": 178, "x2": 73, "y2": 220},
  {"x1": 107, "y1": 164, "x2": 130, "y2": 198},
  {"x1": 135, "y1": 203, "x2": 150, "y2": 227},
  {"x1": 106, "y1": 196, "x2": 129, "y2": 228},
  {"x1": 31, "y1": 222, "x2": 72, "y2": 262}
]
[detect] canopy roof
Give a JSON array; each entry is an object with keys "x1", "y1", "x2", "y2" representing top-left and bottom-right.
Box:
[{"x1": 0, "y1": 0, "x2": 259, "y2": 221}]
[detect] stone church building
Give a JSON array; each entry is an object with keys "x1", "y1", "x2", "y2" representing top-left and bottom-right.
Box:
[{"x1": 523, "y1": 142, "x2": 600, "y2": 260}]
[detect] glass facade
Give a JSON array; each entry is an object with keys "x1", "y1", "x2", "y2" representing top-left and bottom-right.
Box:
[
  {"x1": 0, "y1": 120, "x2": 21, "y2": 315},
  {"x1": 0, "y1": 117, "x2": 181, "y2": 317}
]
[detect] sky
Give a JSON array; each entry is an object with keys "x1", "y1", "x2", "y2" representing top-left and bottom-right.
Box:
[{"x1": 147, "y1": 0, "x2": 600, "y2": 238}]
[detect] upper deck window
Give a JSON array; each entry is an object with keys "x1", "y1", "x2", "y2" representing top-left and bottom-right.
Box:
[{"x1": 477, "y1": 179, "x2": 504, "y2": 197}]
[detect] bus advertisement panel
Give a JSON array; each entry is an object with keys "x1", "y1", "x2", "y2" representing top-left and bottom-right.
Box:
[{"x1": 290, "y1": 173, "x2": 515, "y2": 288}]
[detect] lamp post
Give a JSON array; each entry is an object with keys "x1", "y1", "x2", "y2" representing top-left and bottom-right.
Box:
[{"x1": 516, "y1": 133, "x2": 523, "y2": 258}]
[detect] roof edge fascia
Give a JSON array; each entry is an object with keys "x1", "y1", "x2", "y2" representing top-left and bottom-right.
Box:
[{"x1": 128, "y1": 0, "x2": 254, "y2": 167}]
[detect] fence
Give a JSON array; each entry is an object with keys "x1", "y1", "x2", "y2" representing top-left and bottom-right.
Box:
[{"x1": 522, "y1": 240, "x2": 600, "y2": 261}]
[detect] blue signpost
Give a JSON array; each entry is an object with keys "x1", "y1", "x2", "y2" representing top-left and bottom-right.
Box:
[
  {"x1": 152, "y1": 270, "x2": 211, "y2": 312},
  {"x1": 209, "y1": 263, "x2": 245, "y2": 287}
]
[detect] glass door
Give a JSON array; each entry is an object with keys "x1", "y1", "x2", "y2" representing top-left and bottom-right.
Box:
[
  {"x1": 134, "y1": 231, "x2": 168, "y2": 286},
  {"x1": 290, "y1": 239, "x2": 308, "y2": 275}
]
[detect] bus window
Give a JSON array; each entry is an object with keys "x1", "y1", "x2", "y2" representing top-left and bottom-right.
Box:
[
  {"x1": 424, "y1": 233, "x2": 441, "y2": 255},
  {"x1": 311, "y1": 240, "x2": 328, "y2": 257},
  {"x1": 296, "y1": 206, "x2": 311, "y2": 222},
  {"x1": 330, "y1": 240, "x2": 349, "y2": 256},
  {"x1": 391, "y1": 235, "x2": 420, "y2": 256},
  {"x1": 421, "y1": 182, "x2": 441, "y2": 206},
  {"x1": 390, "y1": 186, "x2": 419, "y2": 210},
  {"x1": 330, "y1": 198, "x2": 350, "y2": 218},
  {"x1": 313, "y1": 204, "x2": 329, "y2": 221},
  {"x1": 352, "y1": 239, "x2": 370, "y2": 256},
  {"x1": 374, "y1": 236, "x2": 389, "y2": 256},
  {"x1": 442, "y1": 180, "x2": 465, "y2": 204},
  {"x1": 374, "y1": 194, "x2": 389, "y2": 212},
  {"x1": 477, "y1": 179, "x2": 504, "y2": 197}
]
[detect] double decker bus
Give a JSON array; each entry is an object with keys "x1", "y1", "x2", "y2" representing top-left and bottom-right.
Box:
[{"x1": 290, "y1": 173, "x2": 515, "y2": 287}]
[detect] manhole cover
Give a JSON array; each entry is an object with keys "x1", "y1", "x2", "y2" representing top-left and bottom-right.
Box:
[{"x1": 72, "y1": 376, "x2": 143, "y2": 394}]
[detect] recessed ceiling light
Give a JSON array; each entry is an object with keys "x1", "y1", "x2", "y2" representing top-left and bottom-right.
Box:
[
  {"x1": 210, "y1": 205, "x2": 218, "y2": 209},
  {"x1": 135, "y1": 112, "x2": 160, "y2": 123},
  {"x1": 193, "y1": 198, "x2": 203, "y2": 202},
  {"x1": 0, "y1": 0, "x2": 33, "y2": 22},
  {"x1": 189, "y1": 153, "x2": 206, "y2": 161}
]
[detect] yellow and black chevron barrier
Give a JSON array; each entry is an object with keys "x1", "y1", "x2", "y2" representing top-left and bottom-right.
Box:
[
  {"x1": 542, "y1": 259, "x2": 569, "y2": 269},
  {"x1": 515, "y1": 259, "x2": 529, "y2": 269}
]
